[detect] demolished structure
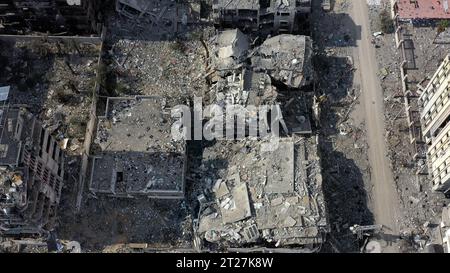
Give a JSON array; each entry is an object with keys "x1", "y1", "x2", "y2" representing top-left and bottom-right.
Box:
[
  {"x1": 251, "y1": 34, "x2": 313, "y2": 89},
  {"x1": 442, "y1": 206, "x2": 450, "y2": 253},
  {"x1": 419, "y1": 55, "x2": 450, "y2": 194},
  {"x1": 0, "y1": 104, "x2": 65, "y2": 236},
  {"x1": 393, "y1": 0, "x2": 450, "y2": 20},
  {"x1": 212, "y1": 0, "x2": 311, "y2": 34},
  {"x1": 208, "y1": 29, "x2": 314, "y2": 91},
  {"x1": 89, "y1": 96, "x2": 186, "y2": 199},
  {"x1": 196, "y1": 137, "x2": 327, "y2": 248},
  {"x1": 0, "y1": 0, "x2": 103, "y2": 34},
  {"x1": 115, "y1": 0, "x2": 200, "y2": 36},
  {"x1": 195, "y1": 28, "x2": 326, "y2": 250}
]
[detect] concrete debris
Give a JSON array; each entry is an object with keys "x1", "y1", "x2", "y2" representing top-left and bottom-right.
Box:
[
  {"x1": 196, "y1": 137, "x2": 328, "y2": 248},
  {"x1": 252, "y1": 35, "x2": 314, "y2": 88},
  {"x1": 212, "y1": 0, "x2": 311, "y2": 34},
  {"x1": 90, "y1": 96, "x2": 186, "y2": 198}
]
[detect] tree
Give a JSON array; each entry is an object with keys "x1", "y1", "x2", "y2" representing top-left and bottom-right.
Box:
[{"x1": 380, "y1": 10, "x2": 394, "y2": 34}]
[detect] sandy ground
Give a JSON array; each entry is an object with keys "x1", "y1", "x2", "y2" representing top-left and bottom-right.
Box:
[{"x1": 350, "y1": 1, "x2": 401, "y2": 244}]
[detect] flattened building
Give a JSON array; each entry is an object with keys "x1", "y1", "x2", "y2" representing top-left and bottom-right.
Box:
[
  {"x1": 212, "y1": 0, "x2": 311, "y2": 34},
  {"x1": 197, "y1": 136, "x2": 328, "y2": 248},
  {"x1": 419, "y1": 55, "x2": 450, "y2": 193},
  {"x1": 89, "y1": 96, "x2": 186, "y2": 199},
  {"x1": 0, "y1": 106, "x2": 65, "y2": 236}
]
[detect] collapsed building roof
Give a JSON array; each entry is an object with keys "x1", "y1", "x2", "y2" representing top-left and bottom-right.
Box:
[
  {"x1": 251, "y1": 34, "x2": 313, "y2": 88},
  {"x1": 196, "y1": 136, "x2": 328, "y2": 248},
  {"x1": 210, "y1": 29, "x2": 250, "y2": 73},
  {"x1": 0, "y1": 0, "x2": 102, "y2": 35},
  {"x1": 0, "y1": 107, "x2": 65, "y2": 236},
  {"x1": 212, "y1": 0, "x2": 311, "y2": 34},
  {"x1": 90, "y1": 96, "x2": 186, "y2": 198},
  {"x1": 115, "y1": 0, "x2": 200, "y2": 37},
  {"x1": 209, "y1": 68, "x2": 277, "y2": 107},
  {"x1": 208, "y1": 31, "x2": 314, "y2": 90}
]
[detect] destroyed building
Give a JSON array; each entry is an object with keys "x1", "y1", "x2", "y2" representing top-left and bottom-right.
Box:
[
  {"x1": 212, "y1": 0, "x2": 311, "y2": 34},
  {"x1": 0, "y1": 0, "x2": 103, "y2": 34},
  {"x1": 209, "y1": 68, "x2": 278, "y2": 108},
  {"x1": 196, "y1": 25, "x2": 324, "y2": 250},
  {"x1": 208, "y1": 30, "x2": 313, "y2": 91},
  {"x1": 89, "y1": 96, "x2": 186, "y2": 199},
  {"x1": 208, "y1": 28, "x2": 250, "y2": 74},
  {"x1": 419, "y1": 55, "x2": 450, "y2": 194},
  {"x1": 251, "y1": 34, "x2": 313, "y2": 89},
  {"x1": 115, "y1": 0, "x2": 200, "y2": 36},
  {"x1": 0, "y1": 102, "x2": 65, "y2": 236},
  {"x1": 196, "y1": 136, "x2": 328, "y2": 248}
]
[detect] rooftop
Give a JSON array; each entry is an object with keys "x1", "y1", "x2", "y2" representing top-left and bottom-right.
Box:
[
  {"x1": 396, "y1": 0, "x2": 450, "y2": 19},
  {"x1": 90, "y1": 96, "x2": 186, "y2": 197},
  {"x1": 251, "y1": 35, "x2": 313, "y2": 88}
]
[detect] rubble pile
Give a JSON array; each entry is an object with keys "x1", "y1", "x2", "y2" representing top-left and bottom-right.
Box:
[
  {"x1": 0, "y1": 40, "x2": 100, "y2": 156},
  {"x1": 196, "y1": 137, "x2": 328, "y2": 248},
  {"x1": 108, "y1": 38, "x2": 207, "y2": 104},
  {"x1": 90, "y1": 97, "x2": 186, "y2": 197},
  {"x1": 251, "y1": 35, "x2": 314, "y2": 88}
]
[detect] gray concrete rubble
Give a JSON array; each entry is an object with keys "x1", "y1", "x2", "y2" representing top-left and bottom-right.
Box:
[
  {"x1": 209, "y1": 68, "x2": 278, "y2": 107},
  {"x1": 90, "y1": 96, "x2": 186, "y2": 199},
  {"x1": 209, "y1": 29, "x2": 250, "y2": 73},
  {"x1": 196, "y1": 136, "x2": 328, "y2": 248},
  {"x1": 251, "y1": 34, "x2": 313, "y2": 88},
  {"x1": 208, "y1": 30, "x2": 313, "y2": 91},
  {"x1": 442, "y1": 207, "x2": 450, "y2": 252}
]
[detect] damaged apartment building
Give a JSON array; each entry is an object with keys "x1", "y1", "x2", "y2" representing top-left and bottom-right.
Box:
[
  {"x1": 212, "y1": 0, "x2": 311, "y2": 34},
  {"x1": 115, "y1": 0, "x2": 200, "y2": 35},
  {"x1": 196, "y1": 137, "x2": 327, "y2": 249},
  {"x1": 207, "y1": 28, "x2": 313, "y2": 104},
  {"x1": 89, "y1": 96, "x2": 186, "y2": 199},
  {"x1": 0, "y1": 87, "x2": 65, "y2": 236},
  {"x1": 0, "y1": 0, "x2": 103, "y2": 34},
  {"x1": 419, "y1": 55, "x2": 450, "y2": 194}
]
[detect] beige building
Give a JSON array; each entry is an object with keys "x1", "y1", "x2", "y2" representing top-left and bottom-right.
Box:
[{"x1": 419, "y1": 55, "x2": 450, "y2": 193}]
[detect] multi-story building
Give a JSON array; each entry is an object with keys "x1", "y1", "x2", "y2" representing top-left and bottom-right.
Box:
[
  {"x1": 212, "y1": 0, "x2": 311, "y2": 34},
  {"x1": 419, "y1": 55, "x2": 450, "y2": 193}
]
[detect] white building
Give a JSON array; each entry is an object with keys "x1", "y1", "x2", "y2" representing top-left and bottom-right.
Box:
[{"x1": 419, "y1": 55, "x2": 450, "y2": 193}]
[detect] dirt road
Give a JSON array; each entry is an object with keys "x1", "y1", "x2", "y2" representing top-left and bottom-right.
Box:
[{"x1": 349, "y1": 1, "x2": 401, "y2": 241}]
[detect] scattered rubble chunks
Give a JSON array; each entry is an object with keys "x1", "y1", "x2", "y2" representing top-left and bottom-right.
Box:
[
  {"x1": 90, "y1": 96, "x2": 186, "y2": 198},
  {"x1": 209, "y1": 29, "x2": 250, "y2": 73},
  {"x1": 212, "y1": 0, "x2": 311, "y2": 34},
  {"x1": 196, "y1": 136, "x2": 328, "y2": 248}
]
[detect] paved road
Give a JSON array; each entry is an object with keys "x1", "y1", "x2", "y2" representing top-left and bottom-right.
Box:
[{"x1": 350, "y1": 1, "x2": 401, "y2": 243}]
